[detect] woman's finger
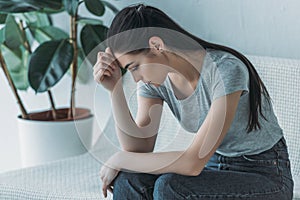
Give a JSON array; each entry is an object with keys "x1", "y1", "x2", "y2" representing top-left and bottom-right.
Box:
[
  {"x1": 94, "y1": 64, "x2": 114, "y2": 75},
  {"x1": 94, "y1": 60, "x2": 115, "y2": 73},
  {"x1": 94, "y1": 69, "x2": 111, "y2": 83},
  {"x1": 106, "y1": 48, "x2": 120, "y2": 69},
  {"x1": 100, "y1": 71, "x2": 112, "y2": 82},
  {"x1": 97, "y1": 52, "x2": 117, "y2": 70},
  {"x1": 98, "y1": 51, "x2": 115, "y2": 61},
  {"x1": 94, "y1": 65, "x2": 113, "y2": 80},
  {"x1": 105, "y1": 47, "x2": 115, "y2": 58},
  {"x1": 97, "y1": 56, "x2": 116, "y2": 69},
  {"x1": 105, "y1": 48, "x2": 118, "y2": 64},
  {"x1": 100, "y1": 172, "x2": 104, "y2": 180},
  {"x1": 105, "y1": 47, "x2": 111, "y2": 54},
  {"x1": 102, "y1": 185, "x2": 107, "y2": 198},
  {"x1": 98, "y1": 52, "x2": 115, "y2": 64}
]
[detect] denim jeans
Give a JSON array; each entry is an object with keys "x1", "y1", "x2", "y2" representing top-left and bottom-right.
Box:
[{"x1": 113, "y1": 137, "x2": 294, "y2": 200}]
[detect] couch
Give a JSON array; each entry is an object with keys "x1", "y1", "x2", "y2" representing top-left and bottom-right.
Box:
[{"x1": 0, "y1": 54, "x2": 299, "y2": 199}]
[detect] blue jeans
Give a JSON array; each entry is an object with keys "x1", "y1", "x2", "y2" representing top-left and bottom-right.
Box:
[{"x1": 113, "y1": 137, "x2": 294, "y2": 199}]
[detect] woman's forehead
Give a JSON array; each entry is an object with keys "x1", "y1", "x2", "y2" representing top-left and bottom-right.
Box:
[{"x1": 114, "y1": 53, "x2": 137, "y2": 68}]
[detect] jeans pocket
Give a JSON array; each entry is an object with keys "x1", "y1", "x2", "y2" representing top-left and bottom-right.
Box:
[
  {"x1": 239, "y1": 154, "x2": 280, "y2": 177},
  {"x1": 242, "y1": 154, "x2": 278, "y2": 165},
  {"x1": 241, "y1": 145, "x2": 279, "y2": 166}
]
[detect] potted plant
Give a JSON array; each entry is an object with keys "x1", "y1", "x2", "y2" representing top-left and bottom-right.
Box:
[{"x1": 0, "y1": 0, "x2": 118, "y2": 167}]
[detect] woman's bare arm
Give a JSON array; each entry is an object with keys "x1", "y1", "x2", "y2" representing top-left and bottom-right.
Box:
[{"x1": 111, "y1": 83, "x2": 163, "y2": 152}]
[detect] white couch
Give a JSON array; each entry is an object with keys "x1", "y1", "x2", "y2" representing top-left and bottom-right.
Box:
[{"x1": 0, "y1": 54, "x2": 299, "y2": 199}]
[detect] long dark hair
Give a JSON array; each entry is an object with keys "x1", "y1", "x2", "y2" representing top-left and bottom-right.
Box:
[{"x1": 107, "y1": 4, "x2": 271, "y2": 132}]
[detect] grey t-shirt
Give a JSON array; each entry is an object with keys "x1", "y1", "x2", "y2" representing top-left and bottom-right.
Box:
[{"x1": 137, "y1": 49, "x2": 283, "y2": 157}]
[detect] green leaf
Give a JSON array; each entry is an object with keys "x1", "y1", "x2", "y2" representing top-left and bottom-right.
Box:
[
  {"x1": 0, "y1": 27, "x2": 4, "y2": 43},
  {"x1": 0, "y1": 0, "x2": 63, "y2": 13},
  {"x1": 15, "y1": 12, "x2": 51, "y2": 27},
  {"x1": 77, "y1": 17, "x2": 103, "y2": 25},
  {"x1": 0, "y1": 45, "x2": 29, "y2": 90},
  {"x1": 39, "y1": 7, "x2": 65, "y2": 14},
  {"x1": 63, "y1": 0, "x2": 79, "y2": 16},
  {"x1": 15, "y1": 47, "x2": 30, "y2": 90},
  {"x1": 10, "y1": 68, "x2": 29, "y2": 90},
  {"x1": 21, "y1": 46, "x2": 30, "y2": 70},
  {"x1": 80, "y1": 24, "x2": 108, "y2": 64},
  {"x1": 84, "y1": 0, "x2": 105, "y2": 16},
  {"x1": 0, "y1": 13, "x2": 7, "y2": 23},
  {"x1": 0, "y1": 44, "x2": 22, "y2": 72},
  {"x1": 102, "y1": 1, "x2": 119, "y2": 14},
  {"x1": 28, "y1": 39, "x2": 74, "y2": 93},
  {"x1": 30, "y1": 26, "x2": 69, "y2": 43},
  {"x1": 4, "y1": 15, "x2": 25, "y2": 49}
]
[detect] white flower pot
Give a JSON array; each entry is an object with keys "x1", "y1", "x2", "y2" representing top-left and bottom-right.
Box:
[{"x1": 17, "y1": 110, "x2": 93, "y2": 168}]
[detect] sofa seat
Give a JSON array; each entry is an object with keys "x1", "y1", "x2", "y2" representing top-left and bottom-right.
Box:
[
  {"x1": 0, "y1": 153, "x2": 108, "y2": 199},
  {"x1": 294, "y1": 176, "x2": 300, "y2": 199}
]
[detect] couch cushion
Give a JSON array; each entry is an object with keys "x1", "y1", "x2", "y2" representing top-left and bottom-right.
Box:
[
  {"x1": 0, "y1": 153, "x2": 108, "y2": 199},
  {"x1": 294, "y1": 175, "x2": 300, "y2": 199}
]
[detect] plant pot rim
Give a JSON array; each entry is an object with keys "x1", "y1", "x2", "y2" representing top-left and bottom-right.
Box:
[{"x1": 17, "y1": 107, "x2": 93, "y2": 122}]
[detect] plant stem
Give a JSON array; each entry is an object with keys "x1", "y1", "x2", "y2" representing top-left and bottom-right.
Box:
[
  {"x1": 0, "y1": 49, "x2": 28, "y2": 119},
  {"x1": 20, "y1": 20, "x2": 58, "y2": 120},
  {"x1": 69, "y1": 11, "x2": 79, "y2": 119},
  {"x1": 18, "y1": 20, "x2": 32, "y2": 54},
  {"x1": 47, "y1": 90, "x2": 57, "y2": 120}
]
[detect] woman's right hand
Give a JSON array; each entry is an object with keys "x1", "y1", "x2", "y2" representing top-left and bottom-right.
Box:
[{"x1": 93, "y1": 47, "x2": 122, "y2": 92}]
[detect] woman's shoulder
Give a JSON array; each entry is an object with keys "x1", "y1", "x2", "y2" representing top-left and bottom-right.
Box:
[
  {"x1": 204, "y1": 48, "x2": 249, "y2": 82},
  {"x1": 206, "y1": 48, "x2": 240, "y2": 63},
  {"x1": 205, "y1": 48, "x2": 247, "y2": 71}
]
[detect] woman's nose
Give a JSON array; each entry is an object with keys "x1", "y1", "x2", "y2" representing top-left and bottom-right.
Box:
[{"x1": 132, "y1": 73, "x2": 142, "y2": 83}]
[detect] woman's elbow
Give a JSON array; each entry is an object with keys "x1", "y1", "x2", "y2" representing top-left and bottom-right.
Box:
[
  {"x1": 187, "y1": 159, "x2": 205, "y2": 176},
  {"x1": 188, "y1": 166, "x2": 204, "y2": 176}
]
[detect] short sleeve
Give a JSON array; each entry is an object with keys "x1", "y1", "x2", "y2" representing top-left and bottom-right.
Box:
[
  {"x1": 212, "y1": 57, "x2": 249, "y2": 100},
  {"x1": 137, "y1": 81, "x2": 161, "y2": 99}
]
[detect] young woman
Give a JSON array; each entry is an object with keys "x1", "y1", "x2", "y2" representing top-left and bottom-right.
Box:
[{"x1": 93, "y1": 4, "x2": 293, "y2": 200}]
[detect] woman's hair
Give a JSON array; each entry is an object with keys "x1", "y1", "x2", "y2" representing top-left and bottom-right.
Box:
[{"x1": 107, "y1": 4, "x2": 271, "y2": 133}]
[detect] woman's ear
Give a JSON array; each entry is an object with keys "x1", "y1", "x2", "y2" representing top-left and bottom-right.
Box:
[{"x1": 149, "y1": 36, "x2": 165, "y2": 53}]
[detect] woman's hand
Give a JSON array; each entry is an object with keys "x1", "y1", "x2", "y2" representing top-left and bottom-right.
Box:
[
  {"x1": 93, "y1": 47, "x2": 122, "y2": 92},
  {"x1": 100, "y1": 164, "x2": 120, "y2": 198}
]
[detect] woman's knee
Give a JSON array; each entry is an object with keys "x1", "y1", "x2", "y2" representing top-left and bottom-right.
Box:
[
  {"x1": 114, "y1": 172, "x2": 147, "y2": 189},
  {"x1": 113, "y1": 171, "x2": 130, "y2": 188},
  {"x1": 153, "y1": 173, "x2": 186, "y2": 200},
  {"x1": 113, "y1": 172, "x2": 159, "y2": 199}
]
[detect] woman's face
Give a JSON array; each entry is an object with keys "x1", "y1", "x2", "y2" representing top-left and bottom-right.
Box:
[{"x1": 115, "y1": 51, "x2": 171, "y2": 87}]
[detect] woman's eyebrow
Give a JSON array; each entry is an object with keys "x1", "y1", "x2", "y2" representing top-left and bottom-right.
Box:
[{"x1": 124, "y1": 62, "x2": 134, "y2": 69}]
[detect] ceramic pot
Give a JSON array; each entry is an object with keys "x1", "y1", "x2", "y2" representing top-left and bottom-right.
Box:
[{"x1": 17, "y1": 108, "x2": 93, "y2": 167}]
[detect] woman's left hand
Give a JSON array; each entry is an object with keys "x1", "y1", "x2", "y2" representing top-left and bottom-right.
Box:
[{"x1": 100, "y1": 164, "x2": 120, "y2": 198}]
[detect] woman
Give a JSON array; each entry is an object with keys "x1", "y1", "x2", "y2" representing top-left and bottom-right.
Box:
[{"x1": 93, "y1": 4, "x2": 293, "y2": 200}]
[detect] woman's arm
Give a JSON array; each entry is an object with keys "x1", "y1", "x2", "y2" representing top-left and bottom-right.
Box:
[
  {"x1": 111, "y1": 83, "x2": 163, "y2": 152},
  {"x1": 107, "y1": 90, "x2": 243, "y2": 176},
  {"x1": 94, "y1": 48, "x2": 163, "y2": 153}
]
